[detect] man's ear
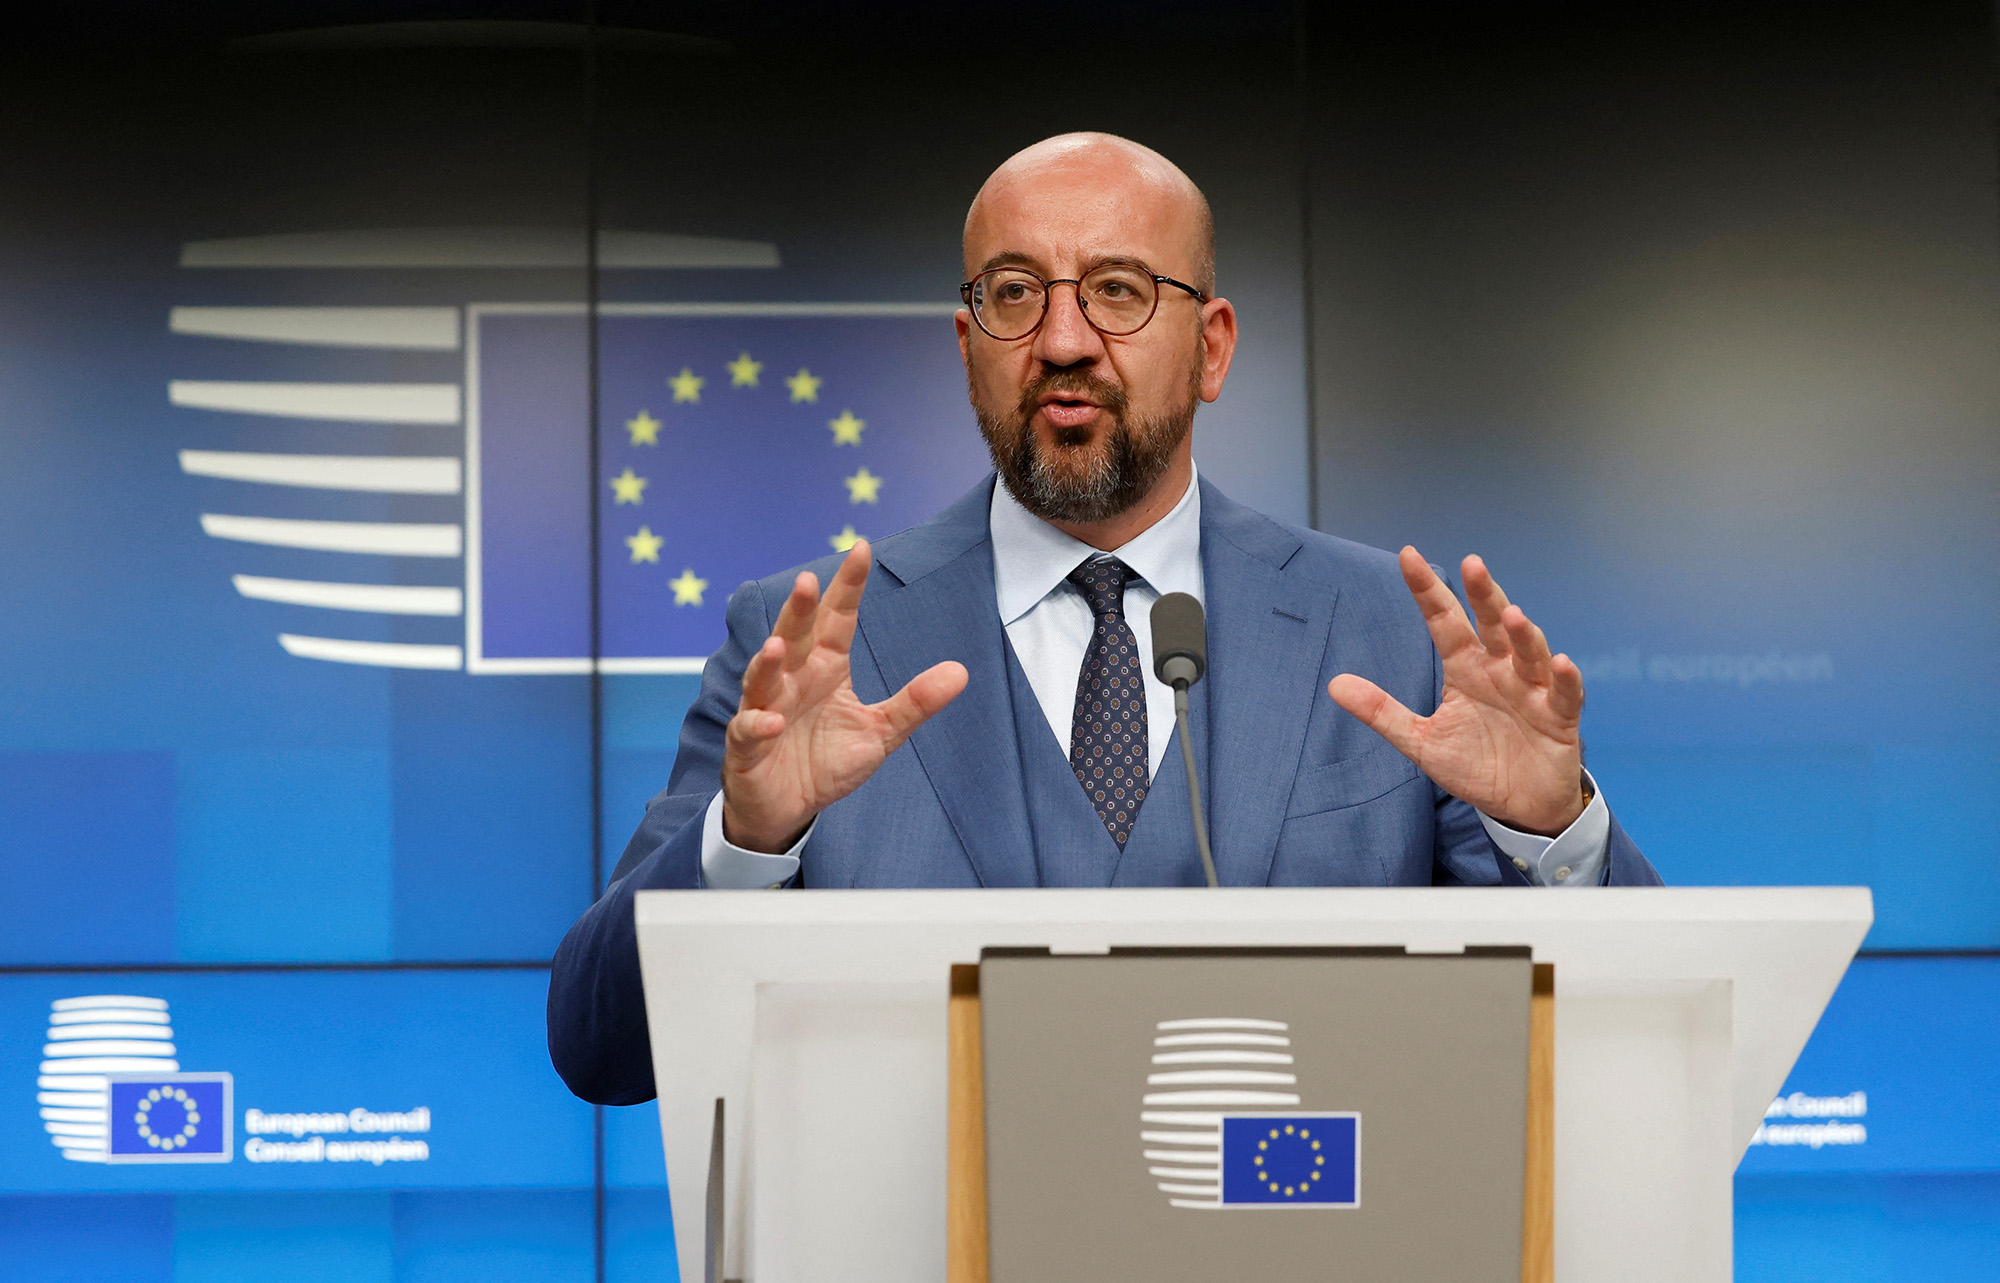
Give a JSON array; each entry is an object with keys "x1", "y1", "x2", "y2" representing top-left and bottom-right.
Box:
[
  {"x1": 1198, "y1": 297, "x2": 1238, "y2": 403},
  {"x1": 954, "y1": 308, "x2": 974, "y2": 374}
]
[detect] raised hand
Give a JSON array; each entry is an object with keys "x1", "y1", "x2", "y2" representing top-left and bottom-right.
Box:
[
  {"x1": 720, "y1": 539, "x2": 969, "y2": 853},
  {"x1": 1327, "y1": 548, "x2": 1586, "y2": 836}
]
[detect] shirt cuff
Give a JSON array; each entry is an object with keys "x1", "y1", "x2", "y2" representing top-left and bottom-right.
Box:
[
  {"x1": 699, "y1": 792, "x2": 809, "y2": 889},
  {"x1": 1477, "y1": 770, "x2": 1611, "y2": 887}
]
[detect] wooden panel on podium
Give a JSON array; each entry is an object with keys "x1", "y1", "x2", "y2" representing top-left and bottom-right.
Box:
[
  {"x1": 1524, "y1": 962, "x2": 1554, "y2": 1283},
  {"x1": 948, "y1": 959, "x2": 1553, "y2": 1283},
  {"x1": 948, "y1": 964, "x2": 989, "y2": 1283}
]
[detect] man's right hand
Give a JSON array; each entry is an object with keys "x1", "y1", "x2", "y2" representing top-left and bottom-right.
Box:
[{"x1": 720, "y1": 539, "x2": 969, "y2": 853}]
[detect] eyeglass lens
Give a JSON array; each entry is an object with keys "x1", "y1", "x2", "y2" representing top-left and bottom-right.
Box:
[{"x1": 972, "y1": 264, "x2": 1160, "y2": 339}]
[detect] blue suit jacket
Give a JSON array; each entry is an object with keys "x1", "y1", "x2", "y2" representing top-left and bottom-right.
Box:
[{"x1": 548, "y1": 476, "x2": 1661, "y2": 1104}]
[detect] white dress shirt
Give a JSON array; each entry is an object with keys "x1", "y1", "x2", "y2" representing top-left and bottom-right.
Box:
[{"x1": 700, "y1": 467, "x2": 1611, "y2": 888}]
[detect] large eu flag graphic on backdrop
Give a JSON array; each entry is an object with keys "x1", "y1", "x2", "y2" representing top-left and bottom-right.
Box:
[{"x1": 470, "y1": 306, "x2": 986, "y2": 672}]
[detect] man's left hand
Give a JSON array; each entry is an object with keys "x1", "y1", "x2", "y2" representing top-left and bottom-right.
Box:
[{"x1": 1328, "y1": 548, "x2": 1586, "y2": 837}]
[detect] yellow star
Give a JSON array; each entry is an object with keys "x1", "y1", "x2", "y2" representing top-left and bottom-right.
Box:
[
  {"x1": 829, "y1": 524, "x2": 862, "y2": 552},
  {"x1": 668, "y1": 567, "x2": 708, "y2": 606},
  {"x1": 828, "y1": 409, "x2": 865, "y2": 446},
  {"x1": 786, "y1": 367, "x2": 823, "y2": 403},
  {"x1": 669, "y1": 367, "x2": 704, "y2": 403},
  {"x1": 626, "y1": 410, "x2": 661, "y2": 446},
  {"x1": 626, "y1": 526, "x2": 663, "y2": 564},
  {"x1": 609, "y1": 468, "x2": 647, "y2": 505},
  {"x1": 726, "y1": 351, "x2": 762, "y2": 388},
  {"x1": 843, "y1": 466, "x2": 883, "y2": 505}
]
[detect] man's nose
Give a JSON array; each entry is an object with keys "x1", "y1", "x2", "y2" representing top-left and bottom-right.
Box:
[{"x1": 1031, "y1": 281, "x2": 1105, "y2": 367}]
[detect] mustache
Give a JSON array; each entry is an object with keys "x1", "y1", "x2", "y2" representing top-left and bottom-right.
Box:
[{"x1": 1015, "y1": 370, "x2": 1129, "y2": 426}]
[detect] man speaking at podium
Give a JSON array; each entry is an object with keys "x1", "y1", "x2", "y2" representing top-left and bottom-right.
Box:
[{"x1": 550, "y1": 133, "x2": 1660, "y2": 1105}]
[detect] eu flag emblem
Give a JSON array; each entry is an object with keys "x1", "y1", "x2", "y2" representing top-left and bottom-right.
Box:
[
  {"x1": 1220, "y1": 1114, "x2": 1359, "y2": 1206},
  {"x1": 105, "y1": 1073, "x2": 233, "y2": 1164},
  {"x1": 468, "y1": 305, "x2": 986, "y2": 673}
]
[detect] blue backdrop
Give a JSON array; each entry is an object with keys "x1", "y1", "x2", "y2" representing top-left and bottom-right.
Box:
[{"x1": 1, "y1": 2, "x2": 1994, "y2": 1278}]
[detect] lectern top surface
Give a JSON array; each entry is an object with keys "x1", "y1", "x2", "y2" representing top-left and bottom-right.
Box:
[{"x1": 636, "y1": 884, "x2": 1872, "y2": 929}]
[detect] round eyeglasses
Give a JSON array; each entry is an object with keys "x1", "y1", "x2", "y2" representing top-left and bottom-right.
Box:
[{"x1": 959, "y1": 263, "x2": 1207, "y2": 341}]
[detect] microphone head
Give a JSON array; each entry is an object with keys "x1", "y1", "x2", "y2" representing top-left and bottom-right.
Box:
[{"x1": 1149, "y1": 592, "x2": 1207, "y2": 688}]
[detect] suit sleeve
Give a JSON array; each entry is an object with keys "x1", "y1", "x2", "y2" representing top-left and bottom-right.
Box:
[{"x1": 546, "y1": 579, "x2": 773, "y2": 1106}]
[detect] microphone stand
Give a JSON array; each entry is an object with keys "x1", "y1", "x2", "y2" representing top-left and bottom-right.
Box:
[{"x1": 1172, "y1": 682, "x2": 1219, "y2": 888}]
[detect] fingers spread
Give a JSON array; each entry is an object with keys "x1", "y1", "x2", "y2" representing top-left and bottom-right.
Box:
[
  {"x1": 1327, "y1": 672, "x2": 1425, "y2": 762},
  {"x1": 1398, "y1": 546, "x2": 1478, "y2": 658},
  {"x1": 1461, "y1": 554, "x2": 1514, "y2": 655},
  {"x1": 1502, "y1": 605, "x2": 1553, "y2": 685},
  {"x1": 815, "y1": 539, "x2": 871, "y2": 657},
  {"x1": 1549, "y1": 654, "x2": 1586, "y2": 721},
  {"x1": 739, "y1": 634, "x2": 788, "y2": 711},
  {"x1": 876, "y1": 660, "x2": 969, "y2": 744},
  {"x1": 821, "y1": 539, "x2": 872, "y2": 613},
  {"x1": 771, "y1": 571, "x2": 822, "y2": 671}
]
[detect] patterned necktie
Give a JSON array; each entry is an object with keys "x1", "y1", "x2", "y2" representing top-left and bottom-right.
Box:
[{"x1": 1067, "y1": 557, "x2": 1149, "y2": 847}]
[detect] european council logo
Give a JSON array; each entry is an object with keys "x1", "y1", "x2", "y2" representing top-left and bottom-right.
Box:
[
  {"x1": 167, "y1": 229, "x2": 984, "y2": 676},
  {"x1": 105, "y1": 1074, "x2": 234, "y2": 1164},
  {"x1": 1139, "y1": 1017, "x2": 1361, "y2": 1210},
  {"x1": 37, "y1": 995, "x2": 235, "y2": 1164}
]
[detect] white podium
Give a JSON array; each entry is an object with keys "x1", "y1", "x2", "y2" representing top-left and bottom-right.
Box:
[{"x1": 635, "y1": 887, "x2": 1870, "y2": 1283}]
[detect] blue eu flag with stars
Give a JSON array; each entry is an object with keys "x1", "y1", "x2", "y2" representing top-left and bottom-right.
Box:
[
  {"x1": 1220, "y1": 1114, "x2": 1359, "y2": 1206},
  {"x1": 470, "y1": 307, "x2": 988, "y2": 672},
  {"x1": 106, "y1": 1074, "x2": 233, "y2": 1163}
]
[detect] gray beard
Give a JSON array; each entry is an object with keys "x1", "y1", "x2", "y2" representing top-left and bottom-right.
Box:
[{"x1": 973, "y1": 367, "x2": 1199, "y2": 526}]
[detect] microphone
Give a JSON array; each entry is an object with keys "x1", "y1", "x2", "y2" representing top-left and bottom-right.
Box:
[{"x1": 1150, "y1": 593, "x2": 1218, "y2": 888}]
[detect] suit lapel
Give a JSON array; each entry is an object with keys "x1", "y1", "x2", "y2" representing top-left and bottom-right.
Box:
[
  {"x1": 854, "y1": 479, "x2": 1039, "y2": 888},
  {"x1": 1199, "y1": 483, "x2": 1339, "y2": 887}
]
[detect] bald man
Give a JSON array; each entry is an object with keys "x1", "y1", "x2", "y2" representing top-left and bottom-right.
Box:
[{"x1": 548, "y1": 133, "x2": 1660, "y2": 1106}]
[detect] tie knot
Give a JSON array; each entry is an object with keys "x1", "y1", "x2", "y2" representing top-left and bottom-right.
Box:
[{"x1": 1067, "y1": 556, "x2": 1135, "y2": 620}]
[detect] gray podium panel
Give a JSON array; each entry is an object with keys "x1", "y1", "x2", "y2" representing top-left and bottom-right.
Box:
[{"x1": 980, "y1": 947, "x2": 1532, "y2": 1283}]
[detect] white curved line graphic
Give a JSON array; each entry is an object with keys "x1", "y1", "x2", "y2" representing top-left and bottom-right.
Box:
[
  {"x1": 50, "y1": 1008, "x2": 168, "y2": 1025},
  {"x1": 43, "y1": 1122, "x2": 107, "y2": 1138},
  {"x1": 46, "y1": 1025, "x2": 174, "y2": 1041},
  {"x1": 53, "y1": 996, "x2": 167, "y2": 1011},
  {"x1": 1142, "y1": 1091, "x2": 1302, "y2": 1107},
  {"x1": 1146, "y1": 1070, "x2": 1299, "y2": 1086},
  {"x1": 170, "y1": 380, "x2": 460, "y2": 423},
  {"x1": 278, "y1": 635, "x2": 464, "y2": 670},
  {"x1": 181, "y1": 450, "x2": 461, "y2": 494},
  {"x1": 1152, "y1": 1033, "x2": 1292, "y2": 1048},
  {"x1": 39, "y1": 1058, "x2": 181, "y2": 1075},
  {"x1": 170, "y1": 306, "x2": 460, "y2": 350},
  {"x1": 235, "y1": 576, "x2": 463, "y2": 616},
  {"x1": 1155, "y1": 1018, "x2": 1289, "y2": 1031},
  {"x1": 42, "y1": 1041, "x2": 179, "y2": 1059},
  {"x1": 1151, "y1": 1050, "x2": 1296, "y2": 1066},
  {"x1": 201, "y1": 514, "x2": 461, "y2": 556}
]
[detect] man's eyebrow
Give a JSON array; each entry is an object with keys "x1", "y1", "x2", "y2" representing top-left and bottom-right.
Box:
[
  {"x1": 977, "y1": 250, "x2": 1042, "y2": 274},
  {"x1": 974, "y1": 251, "x2": 1159, "y2": 276}
]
